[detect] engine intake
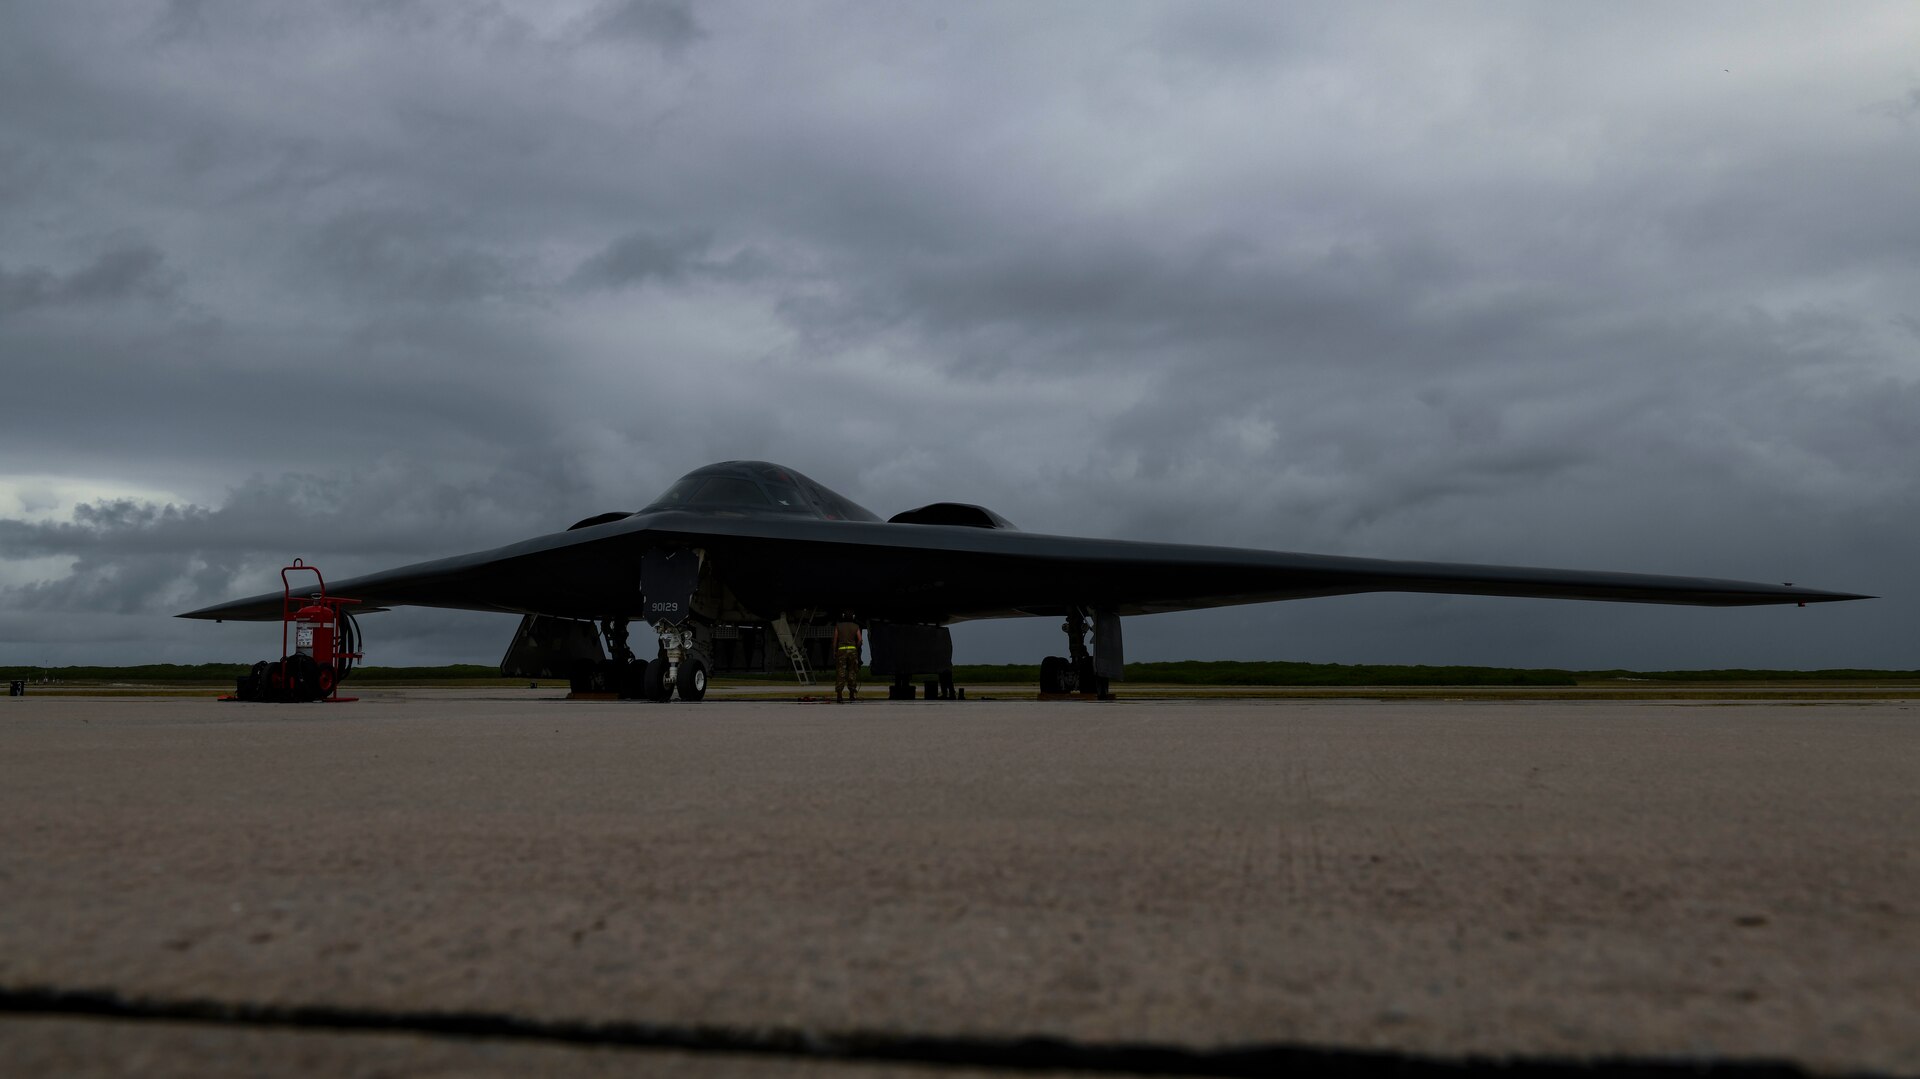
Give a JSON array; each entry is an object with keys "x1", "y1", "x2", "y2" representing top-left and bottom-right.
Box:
[
  {"x1": 887, "y1": 503, "x2": 1018, "y2": 530},
  {"x1": 567, "y1": 511, "x2": 634, "y2": 531}
]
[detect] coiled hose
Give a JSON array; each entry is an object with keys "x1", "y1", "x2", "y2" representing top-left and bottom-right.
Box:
[{"x1": 334, "y1": 608, "x2": 360, "y2": 682}]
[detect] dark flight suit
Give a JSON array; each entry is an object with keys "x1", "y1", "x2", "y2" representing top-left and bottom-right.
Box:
[{"x1": 833, "y1": 620, "x2": 862, "y2": 702}]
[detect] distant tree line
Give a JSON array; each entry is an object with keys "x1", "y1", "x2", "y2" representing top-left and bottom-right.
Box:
[
  {"x1": 950, "y1": 661, "x2": 1581, "y2": 685},
  {"x1": 1579, "y1": 667, "x2": 1920, "y2": 682}
]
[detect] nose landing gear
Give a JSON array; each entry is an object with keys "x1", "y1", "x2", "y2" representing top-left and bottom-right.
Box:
[{"x1": 564, "y1": 616, "x2": 707, "y2": 702}]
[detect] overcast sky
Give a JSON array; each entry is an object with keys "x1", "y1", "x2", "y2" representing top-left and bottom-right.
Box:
[{"x1": 3, "y1": 1, "x2": 1915, "y2": 671}]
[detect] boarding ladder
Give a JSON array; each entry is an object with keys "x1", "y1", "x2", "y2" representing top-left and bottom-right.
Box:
[{"x1": 771, "y1": 614, "x2": 814, "y2": 686}]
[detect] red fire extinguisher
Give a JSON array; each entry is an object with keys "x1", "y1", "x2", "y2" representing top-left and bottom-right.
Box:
[
  {"x1": 291, "y1": 602, "x2": 339, "y2": 697},
  {"x1": 270, "y1": 560, "x2": 360, "y2": 701}
]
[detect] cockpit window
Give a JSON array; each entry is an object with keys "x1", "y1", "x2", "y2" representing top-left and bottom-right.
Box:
[
  {"x1": 803, "y1": 482, "x2": 867, "y2": 522},
  {"x1": 762, "y1": 483, "x2": 807, "y2": 510},
  {"x1": 651, "y1": 478, "x2": 701, "y2": 506},
  {"x1": 687, "y1": 477, "x2": 770, "y2": 506},
  {"x1": 641, "y1": 461, "x2": 881, "y2": 521}
]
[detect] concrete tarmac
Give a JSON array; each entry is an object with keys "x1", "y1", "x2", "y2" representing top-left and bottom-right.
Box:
[{"x1": 1, "y1": 690, "x2": 1915, "y2": 1076}]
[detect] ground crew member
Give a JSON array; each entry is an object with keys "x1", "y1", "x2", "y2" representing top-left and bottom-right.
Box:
[{"x1": 833, "y1": 613, "x2": 862, "y2": 703}]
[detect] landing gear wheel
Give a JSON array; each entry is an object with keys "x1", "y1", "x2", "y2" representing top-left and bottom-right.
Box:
[
  {"x1": 240, "y1": 660, "x2": 271, "y2": 700},
  {"x1": 643, "y1": 657, "x2": 672, "y2": 702},
  {"x1": 1039, "y1": 655, "x2": 1067, "y2": 694},
  {"x1": 283, "y1": 653, "x2": 321, "y2": 702},
  {"x1": 676, "y1": 657, "x2": 708, "y2": 702}
]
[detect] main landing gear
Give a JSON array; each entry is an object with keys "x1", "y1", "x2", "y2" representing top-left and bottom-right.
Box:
[
  {"x1": 1038, "y1": 608, "x2": 1120, "y2": 698},
  {"x1": 565, "y1": 617, "x2": 709, "y2": 702}
]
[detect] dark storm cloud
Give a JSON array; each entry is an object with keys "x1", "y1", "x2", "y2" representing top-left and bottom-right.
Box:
[
  {"x1": 1864, "y1": 86, "x2": 1920, "y2": 122},
  {"x1": 1, "y1": 2, "x2": 1914, "y2": 667},
  {"x1": 582, "y1": 0, "x2": 704, "y2": 52},
  {"x1": 0, "y1": 244, "x2": 177, "y2": 313},
  {"x1": 305, "y1": 209, "x2": 519, "y2": 304},
  {"x1": 570, "y1": 228, "x2": 715, "y2": 288}
]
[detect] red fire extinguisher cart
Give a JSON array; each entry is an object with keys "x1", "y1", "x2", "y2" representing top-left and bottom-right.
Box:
[
  {"x1": 279, "y1": 560, "x2": 362, "y2": 702},
  {"x1": 228, "y1": 559, "x2": 363, "y2": 702}
]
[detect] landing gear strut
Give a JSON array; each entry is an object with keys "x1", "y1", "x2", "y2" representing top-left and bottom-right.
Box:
[{"x1": 1038, "y1": 608, "x2": 1120, "y2": 698}]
